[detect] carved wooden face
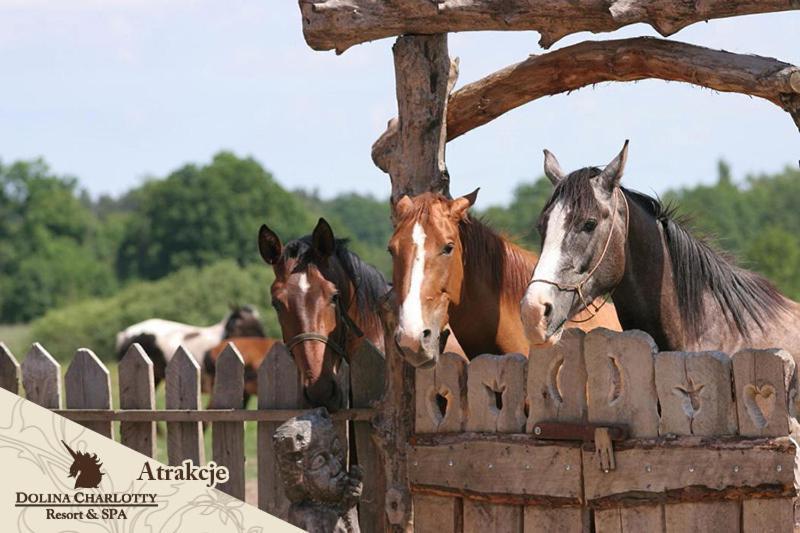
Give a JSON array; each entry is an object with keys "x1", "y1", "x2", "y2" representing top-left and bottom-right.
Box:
[{"x1": 302, "y1": 429, "x2": 348, "y2": 501}]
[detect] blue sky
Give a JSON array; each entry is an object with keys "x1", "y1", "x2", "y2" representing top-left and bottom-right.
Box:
[{"x1": 0, "y1": 1, "x2": 798, "y2": 206}]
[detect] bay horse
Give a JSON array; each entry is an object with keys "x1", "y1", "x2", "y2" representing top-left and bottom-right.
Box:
[
  {"x1": 115, "y1": 305, "x2": 264, "y2": 386},
  {"x1": 258, "y1": 218, "x2": 388, "y2": 411},
  {"x1": 203, "y1": 337, "x2": 280, "y2": 407},
  {"x1": 521, "y1": 141, "x2": 800, "y2": 355},
  {"x1": 389, "y1": 191, "x2": 620, "y2": 367}
]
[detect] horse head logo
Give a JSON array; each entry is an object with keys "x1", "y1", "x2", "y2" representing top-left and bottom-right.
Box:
[{"x1": 62, "y1": 440, "x2": 104, "y2": 489}]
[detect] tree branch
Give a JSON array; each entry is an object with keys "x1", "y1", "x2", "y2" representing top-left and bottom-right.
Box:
[
  {"x1": 298, "y1": 0, "x2": 800, "y2": 53},
  {"x1": 372, "y1": 37, "x2": 800, "y2": 160}
]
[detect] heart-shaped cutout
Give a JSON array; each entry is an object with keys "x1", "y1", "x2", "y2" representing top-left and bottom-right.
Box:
[{"x1": 743, "y1": 383, "x2": 776, "y2": 429}]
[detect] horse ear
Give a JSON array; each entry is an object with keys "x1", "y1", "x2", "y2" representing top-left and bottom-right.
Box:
[
  {"x1": 597, "y1": 140, "x2": 629, "y2": 191},
  {"x1": 258, "y1": 225, "x2": 282, "y2": 265},
  {"x1": 312, "y1": 218, "x2": 336, "y2": 259},
  {"x1": 393, "y1": 195, "x2": 414, "y2": 218},
  {"x1": 543, "y1": 149, "x2": 566, "y2": 185},
  {"x1": 450, "y1": 188, "x2": 479, "y2": 219}
]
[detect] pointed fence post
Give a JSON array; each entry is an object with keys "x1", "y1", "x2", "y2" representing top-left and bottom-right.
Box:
[
  {"x1": 166, "y1": 346, "x2": 204, "y2": 465},
  {"x1": 211, "y1": 343, "x2": 245, "y2": 499},
  {"x1": 119, "y1": 344, "x2": 156, "y2": 457},
  {"x1": 0, "y1": 343, "x2": 21, "y2": 394},
  {"x1": 21, "y1": 343, "x2": 61, "y2": 409},
  {"x1": 65, "y1": 348, "x2": 114, "y2": 439}
]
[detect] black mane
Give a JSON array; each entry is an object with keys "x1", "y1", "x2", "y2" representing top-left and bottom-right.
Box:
[
  {"x1": 281, "y1": 236, "x2": 389, "y2": 315},
  {"x1": 545, "y1": 166, "x2": 787, "y2": 341}
]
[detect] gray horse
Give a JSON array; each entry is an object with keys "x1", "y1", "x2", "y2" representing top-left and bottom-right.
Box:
[{"x1": 521, "y1": 141, "x2": 800, "y2": 356}]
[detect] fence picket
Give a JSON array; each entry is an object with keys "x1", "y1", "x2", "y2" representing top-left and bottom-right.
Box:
[
  {"x1": 165, "y1": 346, "x2": 204, "y2": 465},
  {"x1": 119, "y1": 344, "x2": 157, "y2": 457},
  {"x1": 415, "y1": 351, "x2": 467, "y2": 433},
  {"x1": 466, "y1": 353, "x2": 527, "y2": 432},
  {"x1": 21, "y1": 343, "x2": 61, "y2": 409},
  {"x1": 732, "y1": 348, "x2": 795, "y2": 438},
  {"x1": 211, "y1": 343, "x2": 245, "y2": 499},
  {"x1": 0, "y1": 343, "x2": 21, "y2": 394},
  {"x1": 257, "y1": 342, "x2": 303, "y2": 518},
  {"x1": 65, "y1": 348, "x2": 113, "y2": 438}
]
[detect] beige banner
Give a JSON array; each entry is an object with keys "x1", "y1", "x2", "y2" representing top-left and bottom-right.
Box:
[{"x1": 0, "y1": 388, "x2": 300, "y2": 532}]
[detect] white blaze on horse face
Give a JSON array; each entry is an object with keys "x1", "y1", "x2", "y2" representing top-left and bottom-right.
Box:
[
  {"x1": 524, "y1": 200, "x2": 568, "y2": 306},
  {"x1": 297, "y1": 273, "x2": 311, "y2": 294},
  {"x1": 399, "y1": 222, "x2": 427, "y2": 337}
]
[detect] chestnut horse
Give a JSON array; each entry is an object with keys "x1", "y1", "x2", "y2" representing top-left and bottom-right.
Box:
[
  {"x1": 203, "y1": 337, "x2": 280, "y2": 407},
  {"x1": 522, "y1": 141, "x2": 800, "y2": 356},
  {"x1": 258, "y1": 218, "x2": 388, "y2": 411},
  {"x1": 389, "y1": 190, "x2": 621, "y2": 367}
]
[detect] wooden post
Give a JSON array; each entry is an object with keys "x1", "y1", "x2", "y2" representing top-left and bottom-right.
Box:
[
  {"x1": 0, "y1": 343, "x2": 21, "y2": 394},
  {"x1": 257, "y1": 342, "x2": 303, "y2": 518},
  {"x1": 65, "y1": 348, "x2": 114, "y2": 439},
  {"x1": 119, "y1": 344, "x2": 157, "y2": 457},
  {"x1": 165, "y1": 346, "x2": 204, "y2": 465},
  {"x1": 211, "y1": 343, "x2": 246, "y2": 499},
  {"x1": 21, "y1": 343, "x2": 61, "y2": 409}
]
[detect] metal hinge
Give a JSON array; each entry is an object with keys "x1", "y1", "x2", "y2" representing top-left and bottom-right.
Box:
[{"x1": 531, "y1": 421, "x2": 628, "y2": 472}]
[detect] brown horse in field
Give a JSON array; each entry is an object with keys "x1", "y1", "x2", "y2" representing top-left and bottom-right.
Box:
[
  {"x1": 258, "y1": 218, "x2": 388, "y2": 411},
  {"x1": 389, "y1": 190, "x2": 620, "y2": 367},
  {"x1": 203, "y1": 336, "x2": 280, "y2": 407},
  {"x1": 522, "y1": 141, "x2": 800, "y2": 356}
]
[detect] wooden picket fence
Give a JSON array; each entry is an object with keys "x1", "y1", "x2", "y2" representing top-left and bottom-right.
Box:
[
  {"x1": 0, "y1": 339, "x2": 386, "y2": 531},
  {"x1": 410, "y1": 328, "x2": 799, "y2": 532}
]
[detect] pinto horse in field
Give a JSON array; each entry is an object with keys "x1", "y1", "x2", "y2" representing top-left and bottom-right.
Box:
[
  {"x1": 203, "y1": 337, "x2": 280, "y2": 407},
  {"x1": 115, "y1": 305, "x2": 265, "y2": 386},
  {"x1": 258, "y1": 218, "x2": 389, "y2": 411},
  {"x1": 389, "y1": 190, "x2": 621, "y2": 367},
  {"x1": 521, "y1": 141, "x2": 800, "y2": 355}
]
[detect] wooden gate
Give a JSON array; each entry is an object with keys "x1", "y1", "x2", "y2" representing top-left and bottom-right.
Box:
[{"x1": 409, "y1": 328, "x2": 798, "y2": 532}]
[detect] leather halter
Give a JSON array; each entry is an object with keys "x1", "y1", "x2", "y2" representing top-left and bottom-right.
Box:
[
  {"x1": 528, "y1": 187, "x2": 630, "y2": 322},
  {"x1": 284, "y1": 295, "x2": 364, "y2": 362}
]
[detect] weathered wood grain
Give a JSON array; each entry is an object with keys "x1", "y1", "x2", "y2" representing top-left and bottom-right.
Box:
[
  {"x1": 594, "y1": 505, "x2": 663, "y2": 533},
  {"x1": 210, "y1": 343, "x2": 245, "y2": 499},
  {"x1": 416, "y1": 351, "x2": 467, "y2": 433},
  {"x1": 585, "y1": 329, "x2": 659, "y2": 438},
  {"x1": 463, "y1": 500, "x2": 522, "y2": 532},
  {"x1": 527, "y1": 328, "x2": 586, "y2": 431},
  {"x1": 742, "y1": 498, "x2": 795, "y2": 533},
  {"x1": 21, "y1": 343, "x2": 61, "y2": 409},
  {"x1": 524, "y1": 506, "x2": 586, "y2": 533},
  {"x1": 299, "y1": 0, "x2": 800, "y2": 53},
  {"x1": 65, "y1": 348, "x2": 113, "y2": 438},
  {"x1": 257, "y1": 342, "x2": 303, "y2": 519},
  {"x1": 466, "y1": 353, "x2": 527, "y2": 433},
  {"x1": 0, "y1": 343, "x2": 21, "y2": 394},
  {"x1": 413, "y1": 494, "x2": 460, "y2": 533},
  {"x1": 664, "y1": 501, "x2": 739, "y2": 532},
  {"x1": 165, "y1": 346, "x2": 204, "y2": 465},
  {"x1": 732, "y1": 348, "x2": 795, "y2": 438},
  {"x1": 118, "y1": 344, "x2": 156, "y2": 457},
  {"x1": 655, "y1": 351, "x2": 737, "y2": 436}
]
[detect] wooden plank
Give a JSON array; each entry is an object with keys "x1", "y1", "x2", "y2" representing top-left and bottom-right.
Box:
[
  {"x1": 594, "y1": 506, "x2": 663, "y2": 533},
  {"x1": 165, "y1": 346, "x2": 204, "y2": 465},
  {"x1": 350, "y1": 339, "x2": 386, "y2": 533},
  {"x1": 334, "y1": 358, "x2": 350, "y2": 468},
  {"x1": 742, "y1": 498, "x2": 794, "y2": 533},
  {"x1": 0, "y1": 343, "x2": 21, "y2": 394},
  {"x1": 119, "y1": 344, "x2": 156, "y2": 457},
  {"x1": 524, "y1": 506, "x2": 586, "y2": 533},
  {"x1": 583, "y1": 436, "x2": 796, "y2": 502},
  {"x1": 732, "y1": 348, "x2": 795, "y2": 437},
  {"x1": 416, "y1": 351, "x2": 468, "y2": 433},
  {"x1": 664, "y1": 501, "x2": 739, "y2": 532},
  {"x1": 585, "y1": 329, "x2": 659, "y2": 438},
  {"x1": 408, "y1": 439, "x2": 582, "y2": 500},
  {"x1": 413, "y1": 494, "x2": 460, "y2": 533},
  {"x1": 466, "y1": 353, "x2": 527, "y2": 432},
  {"x1": 21, "y1": 343, "x2": 61, "y2": 409},
  {"x1": 52, "y1": 407, "x2": 374, "y2": 422},
  {"x1": 257, "y1": 342, "x2": 303, "y2": 518},
  {"x1": 463, "y1": 500, "x2": 522, "y2": 532},
  {"x1": 527, "y1": 328, "x2": 586, "y2": 430},
  {"x1": 655, "y1": 351, "x2": 736, "y2": 436},
  {"x1": 65, "y1": 348, "x2": 114, "y2": 439},
  {"x1": 210, "y1": 343, "x2": 245, "y2": 499}
]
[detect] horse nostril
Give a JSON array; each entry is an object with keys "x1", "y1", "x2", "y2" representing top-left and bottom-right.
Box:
[
  {"x1": 422, "y1": 329, "x2": 432, "y2": 339},
  {"x1": 543, "y1": 302, "x2": 553, "y2": 319}
]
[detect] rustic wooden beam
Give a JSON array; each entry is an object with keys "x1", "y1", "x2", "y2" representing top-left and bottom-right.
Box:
[
  {"x1": 52, "y1": 407, "x2": 376, "y2": 422},
  {"x1": 298, "y1": 0, "x2": 800, "y2": 53},
  {"x1": 373, "y1": 37, "x2": 800, "y2": 157}
]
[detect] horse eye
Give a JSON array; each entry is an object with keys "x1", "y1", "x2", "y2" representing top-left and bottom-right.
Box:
[
  {"x1": 582, "y1": 219, "x2": 597, "y2": 233},
  {"x1": 442, "y1": 243, "x2": 455, "y2": 255}
]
